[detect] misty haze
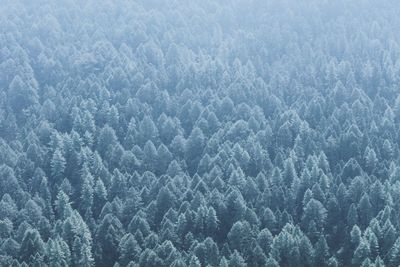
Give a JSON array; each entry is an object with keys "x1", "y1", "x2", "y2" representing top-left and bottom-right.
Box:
[{"x1": 1, "y1": 0, "x2": 400, "y2": 266}]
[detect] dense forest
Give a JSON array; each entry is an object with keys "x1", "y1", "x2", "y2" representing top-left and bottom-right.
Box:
[{"x1": 2, "y1": 0, "x2": 400, "y2": 266}]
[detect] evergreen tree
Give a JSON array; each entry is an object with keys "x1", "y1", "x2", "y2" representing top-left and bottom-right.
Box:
[
  {"x1": 185, "y1": 127, "x2": 205, "y2": 174},
  {"x1": 314, "y1": 236, "x2": 329, "y2": 267},
  {"x1": 95, "y1": 214, "x2": 124, "y2": 267},
  {"x1": 51, "y1": 149, "x2": 66, "y2": 185},
  {"x1": 119, "y1": 233, "x2": 142, "y2": 266},
  {"x1": 2, "y1": 2, "x2": 400, "y2": 267},
  {"x1": 229, "y1": 250, "x2": 247, "y2": 267},
  {"x1": 352, "y1": 238, "x2": 371, "y2": 266},
  {"x1": 19, "y1": 229, "x2": 45, "y2": 265}
]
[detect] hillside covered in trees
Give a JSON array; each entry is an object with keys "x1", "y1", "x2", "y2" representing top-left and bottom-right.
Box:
[{"x1": 2, "y1": 0, "x2": 400, "y2": 266}]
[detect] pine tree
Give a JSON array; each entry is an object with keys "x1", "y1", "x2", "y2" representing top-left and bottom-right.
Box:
[
  {"x1": 8, "y1": 75, "x2": 39, "y2": 113},
  {"x1": 155, "y1": 187, "x2": 176, "y2": 225},
  {"x1": 119, "y1": 233, "x2": 142, "y2": 266},
  {"x1": 387, "y1": 237, "x2": 400, "y2": 267},
  {"x1": 62, "y1": 211, "x2": 93, "y2": 267},
  {"x1": 185, "y1": 127, "x2": 205, "y2": 174},
  {"x1": 227, "y1": 221, "x2": 252, "y2": 256},
  {"x1": 229, "y1": 250, "x2": 247, "y2": 267},
  {"x1": 299, "y1": 235, "x2": 314, "y2": 267},
  {"x1": 350, "y1": 225, "x2": 362, "y2": 247},
  {"x1": 93, "y1": 179, "x2": 107, "y2": 219},
  {"x1": 358, "y1": 193, "x2": 373, "y2": 228},
  {"x1": 283, "y1": 158, "x2": 298, "y2": 187},
  {"x1": 80, "y1": 168, "x2": 94, "y2": 221},
  {"x1": 188, "y1": 255, "x2": 201, "y2": 267},
  {"x1": 314, "y1": 236, "x2": 329, "y2": 267},
  {"x1": 219, "y1": 256, "x2": 229, "y2": 267},
  {"x1": 51, "y1": 148, "x2": 66, "y2": 184},
  {"x1": 122, "y1": 187, "x2": 142, "y2": 225},
  {"x1": 374, "y1": 256, "x2": 385, "y2": 267},
  {"x1": 347, "y1": 204, "x2": 359, "y2": 227},
  {"x1": 364, "y1": 147, "x2": 377, "y2": 173},
  {"x1": 19, "y1": 229, "x2": 45, "y2": 265},
  {"x1": 143, "y1": 140, "x2": 158, "y2": 173},
  {"x1": 138, "y1": 115, "x2": 159, "y2": 145},
  {"x1": 302, "y1": 198, "x2": 327, "y2": 231},
  {"x1": 352, "y1": 238, "x2": 370, "y2": 266},
  {"x1": 258, "y1": 228, "x2": 273, "y2": 255},
  {"x1": 46, "y1": 237, "x2": 70, "y2": 267},
  {"x1": 95, "y1": 214, "x2": 124, "y2": 267},
  {"x1": 55, "y1": 190, "x2": 72, "y2": 220}
]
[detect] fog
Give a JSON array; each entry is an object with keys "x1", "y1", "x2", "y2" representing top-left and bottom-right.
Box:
[{"x1": 1, "y1": 0, "x2": 400, "y2": 266}]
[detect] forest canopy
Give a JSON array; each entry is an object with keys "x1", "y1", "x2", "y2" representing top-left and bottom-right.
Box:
[{"x1": 1, "y1": 0, "x2": 400, "y2": 266}]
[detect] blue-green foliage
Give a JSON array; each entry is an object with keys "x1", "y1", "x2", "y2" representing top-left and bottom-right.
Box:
[{"x1": 1, "y1": 0, "x2": 400, "y2": 266}]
